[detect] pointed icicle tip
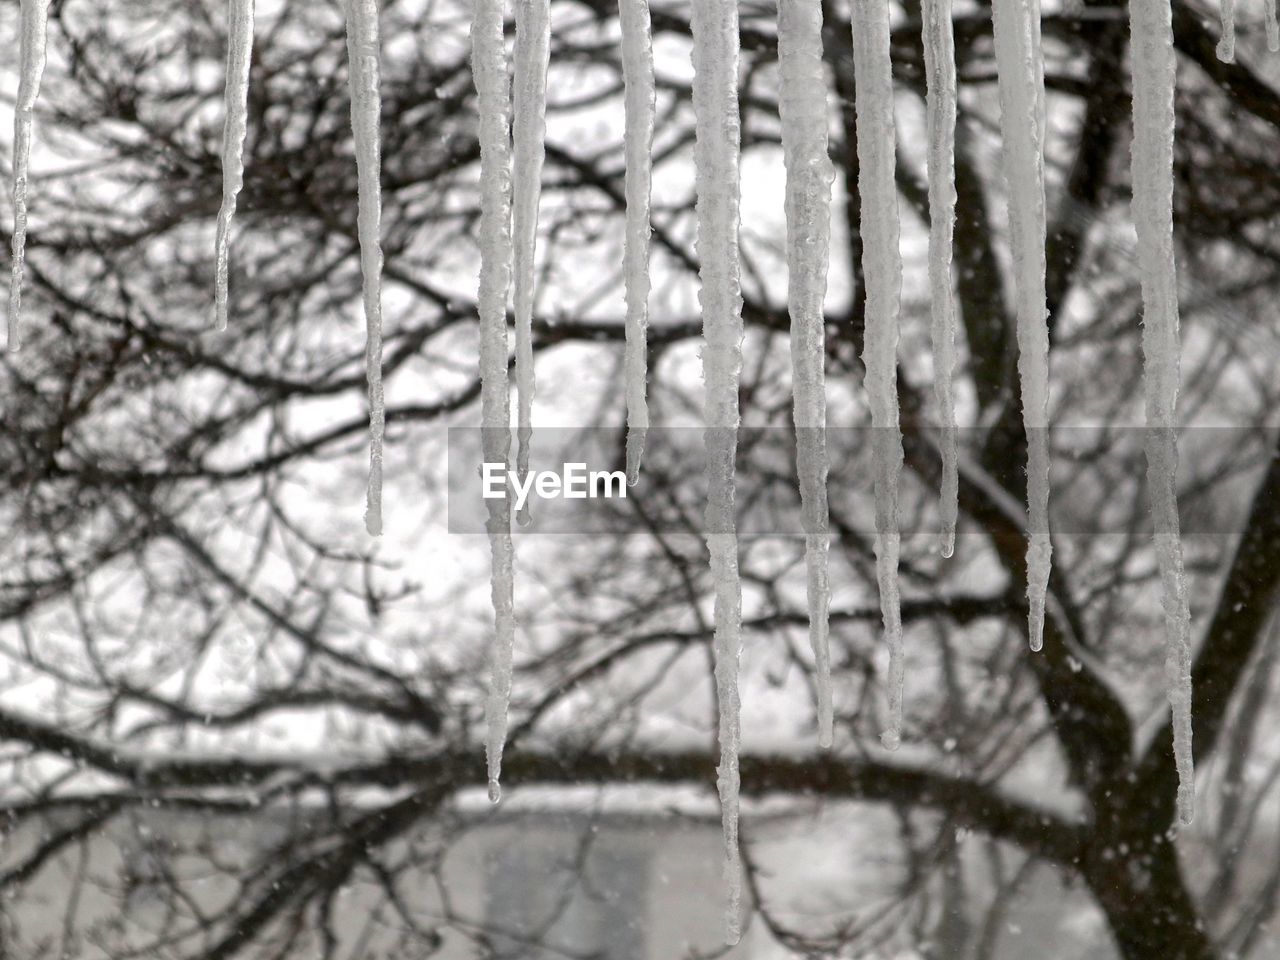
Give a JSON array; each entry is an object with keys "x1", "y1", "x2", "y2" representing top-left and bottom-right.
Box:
[
  {"x1": 1215, "y1": 0, "x2": 1235, "y2": 65},
  {"x1": 1028, "y1": 608, "x2": 1044, "y2": 652},
  {"x1": 724, "y1": 891, "x2": 742, "y2": 946},
  {"x1": 940, "y1": 532, "x2": 955, "y2": 559},
  {"x1": 625, "y1": 427, "x2": 647, "y2": 486},
  {"x1": 816, "y1": 669, "x2": 834, "y2": 749},
  {"x1": 487, "y1": 778, "x2": 502, "y2": 804},
  {"x1": 880, "y1": 729, "x2": 901, "y2": 752},
  {"x1": 1177, "y1": 783, "x2": 1194, "y2": 826},
  {"x1": 1027, "y1": 533, "x2": 1051, "y2": 651},
  {"x1": 814, "y1": 711, "x2": 834, "y2": 757}
]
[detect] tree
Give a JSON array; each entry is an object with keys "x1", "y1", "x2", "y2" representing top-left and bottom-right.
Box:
[{"x1": 3, "y1": 0, "x2": 1280, "y2": 957}]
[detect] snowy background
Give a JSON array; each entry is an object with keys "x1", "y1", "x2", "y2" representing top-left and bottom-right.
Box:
[{"x1": 4, "y1": 0, "x2": 1280, "y2": 958}]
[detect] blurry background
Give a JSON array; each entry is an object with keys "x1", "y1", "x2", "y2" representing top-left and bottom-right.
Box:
[{"x1": 3, "y1": 0, "x2": 1280, "y2": 957}]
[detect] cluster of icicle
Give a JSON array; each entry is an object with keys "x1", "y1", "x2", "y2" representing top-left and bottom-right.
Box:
[
  {"x1": 2, "y1": 0, "x2": 1222, "y2": 936},
  {"x1": 452, "y1": 0, "x2": 1208, "y2": 932}
]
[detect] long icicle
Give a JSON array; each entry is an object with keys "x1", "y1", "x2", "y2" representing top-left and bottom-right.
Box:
[
  {"x1": 620, "y1": 0, "x2": 655, "y2": 484},
  {"x1": 473, "y1": 0, "x2": 517, "y2": 804},
  {"x1": 214, "y1": 0, "x2": 256, "y2": 331},
  {"x1": 690, "y1": 0, "x2": 745, "y2": 941},
  {"x1": 991, "y1": 0, "x2": 1052, "y2": 651},
  {"x1": 343, "y1": 0, "x2": 386, "y2": 536},
  {"x1": 851, "y1": 0, "x2": 905, "y2": 751},
  {"x1": 511, "y1": 0, "x2": 550, "y2": 524},
  {"x1": 922, "y1": 0, "x2": 959, "y2": 559},
  {"x1": 1267, "y1": 0, "x2": 1279, "y2": 53},
  {"x1": 777, "y1": 0, "x2": 834, "y2": 747},
  {"x1": 7, "y1": 0, "x2": 51, "y2": 353},
  {"x1": 1129, "y1": 0, "x2": 1195, "y2": 825}
]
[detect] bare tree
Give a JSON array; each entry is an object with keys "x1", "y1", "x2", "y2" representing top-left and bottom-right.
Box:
[{"x1": 3, "y1": 0, "x2": 1280, "y2": 957}]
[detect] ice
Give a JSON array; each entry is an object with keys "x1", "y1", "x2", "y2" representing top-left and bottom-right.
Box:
[
  {"x1": 7, "y1": 0, "x2": 52, "y2": 353},
  {"x1": 923, "y1": 0, "x2": 959, "y2": 558},
  {"x1": 214, "y1": 0, "x2": 256, "y2": 332},
  {"x1": 777, "y1": 0, "x2": 835, "y2": 746},
  {"x1": 690, "y1": 0, "x2": 745, "y2": 939},
  {"x1": 620, "y1": 0, "x2": 655, "y2": 484},
  {"x1": 472, "y1": 0, "x2": 517, "y2": 799},
  {"x1": 851, "y1": 0, "x2": 906, "y2": 749},
  {"x1": 511, "y1": 0, "x2": 551, "y2": 523},
  {"x1": 1129, "y1": 0, "x2": 1196, "y2": 824},
  {"x1": 990, "y1": 0, "x2": 1052, "y2": 651},
  {"x1": 343, "y1": 0, "x2": 386, "y2": 536},
  {"x1": 1217, "y1": 0, "x2": 1235, "y2": 62}
]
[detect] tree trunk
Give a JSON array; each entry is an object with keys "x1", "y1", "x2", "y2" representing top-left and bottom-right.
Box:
[{"x1": 1085, "y1": 832, "x2": 1217, "y2": 960}]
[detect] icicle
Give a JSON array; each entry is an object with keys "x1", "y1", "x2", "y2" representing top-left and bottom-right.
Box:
[
  {"x1": 851, "y1": 0, "x2": 905, "y2": 751},
  {"x1": 620, "y1": 0, "x2": 655, "y2": 485},
  {"x1": 6, "y1": 0, "x2": 51, "y2": 353},
  {"x1": 511, "y1": 0, "x2": 550, "y2": 524},
  {"x1": 990, "y1": 0, "x2": 1052, "y2": 651},
  {"x1": 690, "y1": 0, "x2": 745, "y2": 941},
  {"x1": 708, "y1": 527, "x2": 742, "y2": 942},
  {"x1": 777, "y1": 0, "x2": 834, "y2": 747},
  {"x1": 922, "y1": 0, "x2": 959, "y2": 559},
  {"x1": 1267, "y1": 0, "x2": 1279, "y2": 53},
  {"x1": 1129, "y1": 0, "x2": 1195, "y2": 825},
  {"x1": 1030, "y1": 0, "x2": 1045, "y2": 142},
  {"x1": 342, "y1": 0, "x2": 386, "y2": 536},
  {"x1": 214, "y1": 0, "x2": 256, "y2": 332},
  {"x1": 473, "y1": 0, "x2": 517, "y2": 804},
  {"x1": 1216, "y1": 0, "x2": 1235, "y2": 62}
]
